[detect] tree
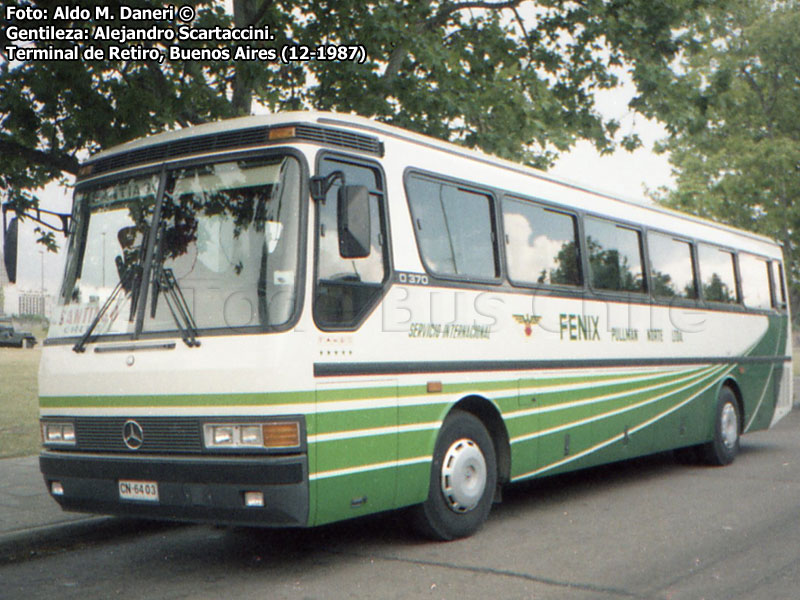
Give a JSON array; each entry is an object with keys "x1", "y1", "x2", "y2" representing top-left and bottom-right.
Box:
[
  {"x1": 547, "y1": 240, "x2": 581, "y2": 286},
  {"x1": 702, "y1": 273, "x2": 736, "y2": 304},
  {"x1": 587, "y1": 243, "x2": 642, "y2": 292},
  {"x1": 649, "y1": 0, "x2": 800, "y2": 314},
  {"x1": 1, "y1": 0, "x2": 718, "y2": 226}
]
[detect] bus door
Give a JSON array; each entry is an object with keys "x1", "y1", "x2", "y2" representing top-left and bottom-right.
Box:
[
  {"x1": 313, "y1": 379, "x2": 399, "y2": 525},
  {"x1": 311, "y1": 153, "x2": 397, "y2": 524}
]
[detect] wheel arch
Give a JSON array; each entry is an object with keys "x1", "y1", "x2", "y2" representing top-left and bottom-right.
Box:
[
  {"x1": 720, "y1": 377, "x2": 745, "y2": 433},
  {"x1": 449, "y1": 395, "x2": 511, "y2": 487}
]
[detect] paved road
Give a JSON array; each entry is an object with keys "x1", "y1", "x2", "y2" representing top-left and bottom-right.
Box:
[{"x1": 2, "y1": 410, "x2": 799, "y2": 600}]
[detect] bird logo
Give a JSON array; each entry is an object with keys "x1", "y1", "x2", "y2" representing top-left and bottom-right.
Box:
[{"x1": 512, "y1": 314, "x2": 542, "y2": 337}]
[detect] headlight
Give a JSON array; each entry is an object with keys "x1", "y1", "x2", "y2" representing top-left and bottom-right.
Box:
[
  {"x1": 203, "y1": 421, "x2": 301, "y2": 450},
  {"x1": 212, "y1": 426, "x2": 235, "y2": 445},
  {"x1": 41, "y1": 421, "x2": 77, "y2": 446}
]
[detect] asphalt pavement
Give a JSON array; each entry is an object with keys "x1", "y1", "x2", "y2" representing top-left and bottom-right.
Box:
[{"x1": 0, "y1": 454, "x2": 111, "y2": 559}]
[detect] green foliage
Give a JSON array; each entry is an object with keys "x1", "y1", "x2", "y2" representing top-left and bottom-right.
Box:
[
  {"x1": 702, "y1": 273, "x2": 737, "y2": 304},
  {"x1": 547, "y1": 240, "x2": 581, "y2": 286},
  {"x1": 588, "y1": 246, "x2": 641, "y2": 292},
  {"x1": 0, "y1": 0, "x2": 722, "y2": 265},
  {"x1": 651, "y1": 270, "x2": 676, "y2": 298},
  {"x1": 651, "y1": 0, "x2": 800, "y2": 314},
  {"x1": 1, "y1": 1, "x2": 716, "y2": 186}
]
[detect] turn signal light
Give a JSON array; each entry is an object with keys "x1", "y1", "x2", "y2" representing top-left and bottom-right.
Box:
[{"x1": 262, "y1": 422, "x2": 301, "y2": 449}]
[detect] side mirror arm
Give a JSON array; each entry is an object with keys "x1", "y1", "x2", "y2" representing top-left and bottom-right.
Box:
[
  {"x1": 310, "y1": 171, "x2": 345, "y2": 204},
  {"x1": 2, "y1": 202, "x2": 71, "y2": 236}
]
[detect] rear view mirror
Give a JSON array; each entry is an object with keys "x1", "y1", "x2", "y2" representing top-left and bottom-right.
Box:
[
  {"x1": 3, "y1": 217, "x2": 18, "y2": 284},
  {"x1": 2, "y1": 202, "x2": 71, "y2": 285},
  {"x1": 337, "y1": 185, "x2": 371, "y2": 259}
]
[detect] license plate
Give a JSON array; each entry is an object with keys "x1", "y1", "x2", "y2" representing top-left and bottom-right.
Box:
[{"x1": 119, "y1": 480, "x2": 159, "y2": 502}]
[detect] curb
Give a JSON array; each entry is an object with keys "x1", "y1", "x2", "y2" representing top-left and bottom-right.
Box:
[
  {"x1": 0, "y1": 516, "x2": 111, "y2": 563},
  {"x1": 0, "y1": 516, "x2": 179, "y2": 564}
]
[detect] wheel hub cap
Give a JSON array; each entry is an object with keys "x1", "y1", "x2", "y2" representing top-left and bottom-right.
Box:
[
  {"x1": 441, "y1": 438, "x2": 487, "y2": 513},
  {"x1": 721, "y1": 403, "x2": 738, "y2": 450}
]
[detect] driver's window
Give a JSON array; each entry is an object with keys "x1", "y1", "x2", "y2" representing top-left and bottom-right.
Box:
[{"x1": 314, "y1": 156, "x2": 388, "y2": 329}]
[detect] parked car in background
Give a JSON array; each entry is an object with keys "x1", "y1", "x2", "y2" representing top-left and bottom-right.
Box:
[{"x1": 0, "y1": 319, "x2": 37, "y2": 348}]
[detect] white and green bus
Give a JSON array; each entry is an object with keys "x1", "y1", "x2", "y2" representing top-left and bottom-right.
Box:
[{"x1": 24, "y1": 112, "x2": 791, "y2": 540}]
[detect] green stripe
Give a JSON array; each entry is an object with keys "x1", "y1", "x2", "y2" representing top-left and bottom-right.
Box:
[
  {"x1": 510, "y1": 364, "x2": 733, "y2": 481},
  {"x1": 40, "y1": 366, "x2": 680, "y2": 409},
  {"x1": 40, "y1": 390, "x2": 315, "y2": 408}
]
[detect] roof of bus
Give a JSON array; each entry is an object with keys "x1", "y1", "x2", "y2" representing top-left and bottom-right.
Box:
[{"x1": 89, "y1": 111, "x2": 779, "y2": 251}]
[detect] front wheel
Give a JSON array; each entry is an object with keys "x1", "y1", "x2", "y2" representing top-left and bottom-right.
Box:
[
  {"x1": 413, "y1": 410, "x2": 497, "y2": 541},
  {"x1": 702, "y1": 386, "x2": 741, "y2": 466}
]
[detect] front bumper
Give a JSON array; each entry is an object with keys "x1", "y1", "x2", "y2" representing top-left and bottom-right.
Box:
[{"x1": 40, "y1": 450, "x2": 309, "y2": 527}]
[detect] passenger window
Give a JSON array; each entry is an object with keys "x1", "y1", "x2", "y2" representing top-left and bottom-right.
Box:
[
  {"x1": 739, "y1": 253, "x2": 772, "y2": 310},
  {"x1": 698, "y1": 244, "x2": 738, "y2": 303},
  {"x1": 648, "y1": 232, "x2": 697, "y2": 299},
  {"x1": 314, "y1": 156, "x2": 389, "y2": 329},
  {"x1": 502, "y1": 198, "x2": 581, "y2": 286},
  {"x1": 771, "y1": 261, "x2": 787, "y2": 308},
  {"x1": 405, "y1": 174, "x2": 498, "y2": 279},
  {"x1": 585, "y1": 217, "x2": 645, "y2": 293}
]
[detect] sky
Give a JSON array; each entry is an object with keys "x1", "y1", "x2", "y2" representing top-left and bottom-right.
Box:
[{"x1": 549, "y1": 83, "x2": 673, "y2": 203}]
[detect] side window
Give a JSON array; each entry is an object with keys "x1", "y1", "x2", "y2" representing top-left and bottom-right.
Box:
[
  {"x1": 771, "y1": 261, "x2": 787, "y2": 308},
  {"x1": 405, "y1": 174, "x2": 498, "y2": 279},
  {"x1": 585, "y1": 217, "x2": 645, "y2": 293},
  {"x1": 698, "y1": 244, "x2": 738, "y2": 303},
  {"x1": 647, "y1": 232, "x2": 697, "y2": 299},
  {"x1": 739, "y1": 253, "x2": 772, "y2": 310},
  {"x1": 314, "y1": 156, "x2": 389, "y2": 329},
  {"x1": 502, "y1": 198, "x2": 581, "y2": 287}
]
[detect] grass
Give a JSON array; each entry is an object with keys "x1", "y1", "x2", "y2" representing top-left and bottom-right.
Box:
[{"x1": 0, "y1": 347, "x2": 41, "y2": 458}]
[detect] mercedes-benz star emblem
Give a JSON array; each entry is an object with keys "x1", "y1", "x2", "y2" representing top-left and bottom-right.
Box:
[{"x1": 122, "y1": 420, "x2": 144, "y2": 450}]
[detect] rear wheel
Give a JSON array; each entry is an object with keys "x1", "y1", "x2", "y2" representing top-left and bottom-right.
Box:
[
  {"x1": 702, "y1": 386, "x2": 740, "y2": 466},
  {"x1": 413, "y1": 410, "x2": 497, "y2": 541}
]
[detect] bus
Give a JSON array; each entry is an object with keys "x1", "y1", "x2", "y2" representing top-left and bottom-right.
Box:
[{"x1": 17, "y1": 112, "x2": 791, "y2": 540}]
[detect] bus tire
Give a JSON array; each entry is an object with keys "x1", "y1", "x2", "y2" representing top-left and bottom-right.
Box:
[
  {"x1": 702, "y1": 386, "x2": 740, "y2": 466},
  {"x1": 413, "y1": 410, "x2": 497, "y2": 541}
]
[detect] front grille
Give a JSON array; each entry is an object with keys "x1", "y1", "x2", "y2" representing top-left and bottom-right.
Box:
[
  {"x1": 81, "y1": 122, "x2": 384, "y2": 179},
  {"x1": 73, "y1": 417, "x2": 203, "y2": 454}
]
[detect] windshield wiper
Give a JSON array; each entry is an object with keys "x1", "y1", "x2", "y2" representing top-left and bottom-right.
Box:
[
  {"x1": 150, "y1": 263, "x2": 201, "y2": 348},
  {"x1": 72, "y1": 265, "x2": 138, "y2": 353},
  {"x1": 148, "y1": 221, "x2": 200, "y2": 347}
]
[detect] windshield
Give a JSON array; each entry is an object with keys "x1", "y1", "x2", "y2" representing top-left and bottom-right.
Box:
[
  {"x1": 52, "y1": 174, "x2": 157, "y2": 338},
  {"x1": 50, "y1": 154, "x2": 303, "y2": 341}
]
